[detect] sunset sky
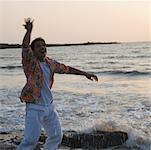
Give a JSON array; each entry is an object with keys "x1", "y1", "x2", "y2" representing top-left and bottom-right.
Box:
[{"x1": 0, "y1": 0, "x2": 150, "y2": 43}]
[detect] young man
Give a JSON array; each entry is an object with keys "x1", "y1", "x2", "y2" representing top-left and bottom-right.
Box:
[{"x1": 17, "y1": 18, "x2": 98, "y2": 150}]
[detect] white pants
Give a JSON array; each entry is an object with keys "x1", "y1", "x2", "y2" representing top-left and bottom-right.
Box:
[{"x1": 17, "y1": 103, "x2": 62, "y2": 150}]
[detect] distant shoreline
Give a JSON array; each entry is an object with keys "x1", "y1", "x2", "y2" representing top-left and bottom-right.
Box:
[{"x1": 0, "y1": 42, "x2": 119, "y2": 49}]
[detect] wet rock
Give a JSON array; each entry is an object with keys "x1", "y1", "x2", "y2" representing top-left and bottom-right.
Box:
[
  {"x1": 62, "y1": 130, "x2": 128, "y2": 149},
  {"x1": 0, "y1": 142, "x2": 16, "y2": 150},
  {"x1": 0, "y1": 130, "x2": 128, "y2": 149}
]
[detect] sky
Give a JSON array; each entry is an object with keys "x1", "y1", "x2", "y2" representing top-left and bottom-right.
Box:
[{"x1": 0, "y1": 0, "x2": 150, "y2": 43}]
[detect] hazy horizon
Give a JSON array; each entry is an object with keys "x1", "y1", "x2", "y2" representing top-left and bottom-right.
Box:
[
  {"x1": 0, "y1": 1, "x2": 150, "y2": 43},
  {"x1": 0, "y1": 41, "x2": 150, "y2": 45}
]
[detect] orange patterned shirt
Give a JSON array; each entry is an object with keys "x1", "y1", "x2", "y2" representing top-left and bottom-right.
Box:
[{"x1": 20, "y1": 47, "x2": 69, "y2": 103}]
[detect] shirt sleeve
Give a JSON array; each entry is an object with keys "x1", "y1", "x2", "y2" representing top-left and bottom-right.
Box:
[
  {"x1": 22, "y1": 46, "x2": 34, "y2": 77},
  {"x1": 22, "y1": 46, "x2": 33, "y2": 63},
  {"x1": 53, "y1": 60, "x2": 69, "y2": 74}
]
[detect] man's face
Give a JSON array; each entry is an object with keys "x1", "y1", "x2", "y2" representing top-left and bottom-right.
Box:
[{"x1": 33, "y1": 40, "x2": 47, "y2": 61}]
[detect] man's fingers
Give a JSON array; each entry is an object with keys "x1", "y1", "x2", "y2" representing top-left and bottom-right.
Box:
[
  {"x1": 86, "y1": 73, "x2": 98, "y2": 82},
  {"x1": 26, "y1": 18, "x2": 31, "y2": 22},
  {"x1": 95, "y1": 76, "x2": 98, "y2": 81},
  {"x1": 95, "y1": 76, "x2": 98, "y2": 82},
  {"x1": 22, "y1": 24, "x2": 27, "y2": 29},
  {"x1": 89, "y1": 78, "x2": 93, "y2": 81},
  {"x1": 92, "y1": 75, "x2": 98, "y2": 82},
  {"x1": 24, "y1": 18, "x2": 29, "y2": 23},
  {"x1": 24, "y1": 17, "x2": 33, "y2": 24},
  {"x1": 31, "y1": 19, "x2": 34, "y2": 23}
]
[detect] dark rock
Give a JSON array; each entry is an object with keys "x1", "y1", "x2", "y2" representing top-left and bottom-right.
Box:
[
  {"x1": 0, "y1": 130, "x2": 128, "y2": 149},
  {"x1": 62, "y1": 130, "x2": 128, "y2": 149},
  {"x1": 38, "y1": 132, "x2": 47, "y2": 143},
  {"x1": 0, "y1": 143, "x2": 16, "y2": 150}
]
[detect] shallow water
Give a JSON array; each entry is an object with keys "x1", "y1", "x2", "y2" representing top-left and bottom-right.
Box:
[{"x1": 0, "y1": 42, "x2": 151, "y2": 149}]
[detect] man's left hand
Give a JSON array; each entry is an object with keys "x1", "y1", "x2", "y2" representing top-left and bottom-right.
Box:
[{"x1": 85, "y1": 73, "x2": 98, "y2": 81}]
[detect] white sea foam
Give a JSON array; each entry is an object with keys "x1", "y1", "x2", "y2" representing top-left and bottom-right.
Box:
[
  {"x1": 0, "y1": 43, "x2": 151, "y2": 149},
  {"x1": 82, "y1": 120, "x2": 151, "y2": 150}
]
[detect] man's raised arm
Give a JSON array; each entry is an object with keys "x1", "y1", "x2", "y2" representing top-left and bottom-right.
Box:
[
  {"x1": 22, "y1": 18, "x2": 33, "y2": 48},
  {"x1": 21, "y1": 18, "x2": 34, "y2": 78}
]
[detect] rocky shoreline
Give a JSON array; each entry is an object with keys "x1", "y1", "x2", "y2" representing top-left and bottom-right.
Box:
[
  {"x1": 0, "y1": 42, "x2": 119, "y2": 49},
  {"x1": 0, "y1": 130, "x2": 128, "y2": 150}
]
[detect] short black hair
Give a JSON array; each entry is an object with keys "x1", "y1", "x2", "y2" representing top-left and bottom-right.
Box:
[{"x1": 31, "y1": 37, "x2": 46, "y2": 50}]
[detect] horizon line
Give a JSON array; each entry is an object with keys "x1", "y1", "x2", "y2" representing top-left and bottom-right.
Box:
[{"x1": 0, "y1": 40, "x2": 150, "y2": 45}]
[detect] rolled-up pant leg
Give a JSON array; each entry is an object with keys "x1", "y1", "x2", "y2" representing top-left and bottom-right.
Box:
[
  {"x1": 17, "y1": 109, "x2": 41, "y2": 150},
  {"x1": 42, "y1": 107, "x2": 63, "y2": 150}
]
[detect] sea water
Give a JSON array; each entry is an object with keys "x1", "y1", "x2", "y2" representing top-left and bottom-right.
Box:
[{"x1": 0, "y1": 42, "x2": 151, "y2": 149}]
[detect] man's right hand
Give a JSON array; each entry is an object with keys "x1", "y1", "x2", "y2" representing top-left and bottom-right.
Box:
[{"x1": 23, "y1": 18, "x2": 33, "y2": 32}]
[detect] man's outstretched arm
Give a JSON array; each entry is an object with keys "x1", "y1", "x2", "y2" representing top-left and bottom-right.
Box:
[
  {"x1": 67, "y1": 66, "x2": 98, "y2": 81},
  {"x1": 54, "y1": 61, "x2": 98, "y2": 82}
]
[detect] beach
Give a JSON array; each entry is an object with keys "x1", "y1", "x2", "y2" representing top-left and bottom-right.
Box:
[{"x1": 0, "y1": 42, "x2": 151, "y2": 149}]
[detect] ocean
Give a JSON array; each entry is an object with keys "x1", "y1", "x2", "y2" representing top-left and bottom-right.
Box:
[{"x1": 0, "y1": 42, "x2": 151, "y2": 149}]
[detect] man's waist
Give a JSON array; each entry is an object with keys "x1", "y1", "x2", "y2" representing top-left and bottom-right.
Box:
[{"x1": 26, "y1": 100, "x2": 53, "y2": 111}]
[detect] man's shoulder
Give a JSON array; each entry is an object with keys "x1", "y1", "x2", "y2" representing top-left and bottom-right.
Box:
[
  {"x1": 22, "y1": 46, "x2": 33, "y2": 55},
  {"x1": 46, "y1": 57, "x2": 58, "y2": 64}
]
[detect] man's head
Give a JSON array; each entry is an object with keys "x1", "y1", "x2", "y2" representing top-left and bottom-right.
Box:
[{"x1": 31, "y1": 37, "x2": 47, "y2": 61}]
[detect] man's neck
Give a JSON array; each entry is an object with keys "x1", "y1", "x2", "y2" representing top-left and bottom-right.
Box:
[
  {"x1": 39, "y1": 59, "x2": 45, "y2": 62},
  {"x1": 37, "y1": 57, "x2": 45, "y2": 62}
]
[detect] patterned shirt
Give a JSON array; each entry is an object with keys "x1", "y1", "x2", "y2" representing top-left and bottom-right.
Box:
[{"x1": 20, "y1": 47, "x2": 69, "y2": 103}]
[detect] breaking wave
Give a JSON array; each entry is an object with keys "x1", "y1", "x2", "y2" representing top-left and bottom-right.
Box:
[
  {"x1": 1, "y1": 65, "x2": 151, "y2": 77},
  {"x1": 97, "y1": 70, "x2": 151, "y2": 76},
  {"x1": 81, "y1": 121, "x2": 151, "y2": 150}
]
